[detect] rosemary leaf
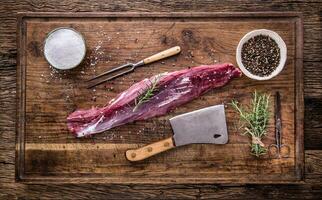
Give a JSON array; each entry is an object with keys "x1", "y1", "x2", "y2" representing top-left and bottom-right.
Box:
[
  {"x1": 132, "y1": 74, "x2": 161, "y2": 112},
  {"x1": 231, "y1": 91, "x2": 270, "y2": 157}
]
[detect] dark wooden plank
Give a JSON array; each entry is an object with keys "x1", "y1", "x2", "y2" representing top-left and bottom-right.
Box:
[
  {"x1": 304, "y1": 62, "x2": 322, "y2": 99},
  {"x1": 306, "y1": 150, "x2": 322, "y2": 184},
  {"x1": 0, "y1": 0, "x2": 321, "y2": 198},
  {"x1": 305, "y1": 97, "x2": 322, "y2": 150}
]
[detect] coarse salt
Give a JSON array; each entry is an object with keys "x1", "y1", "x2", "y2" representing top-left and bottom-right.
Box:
[{"x1": 44, "y1": 28, "x2": 86, "y2": 70}]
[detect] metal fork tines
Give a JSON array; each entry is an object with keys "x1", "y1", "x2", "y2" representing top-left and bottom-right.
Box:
[
  {"x1": 86, "y1": 46, "x2": 181, "y2": 88},
  {"x1": 86, "y1": 61, "x2": 143, "y2": 89}
]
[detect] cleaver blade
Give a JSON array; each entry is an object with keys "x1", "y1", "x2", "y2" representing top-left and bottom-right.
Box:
[
  {"x1": 170, "y1": 104, "x2": 228, "y2": 146},
  {"x1": 125, "y1": 104, "x2": 228, "y2": 162}
]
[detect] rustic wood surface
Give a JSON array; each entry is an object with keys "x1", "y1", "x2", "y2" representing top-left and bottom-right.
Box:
[
  {"x1": 17, "y1": 13, "x2": 303, "y2": 184},
  {"x1": 0, "y1": 0, "x2": 321, "y2": 199}
]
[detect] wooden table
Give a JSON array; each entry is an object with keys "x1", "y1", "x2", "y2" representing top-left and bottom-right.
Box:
[{"x1": 0, "y1": 1, "x2": 321, "y2": 199}]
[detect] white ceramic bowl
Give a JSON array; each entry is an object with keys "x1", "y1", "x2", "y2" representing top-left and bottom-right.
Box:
[{"x1": 236, "y1": 29, "x2": 287, "y2": 80}]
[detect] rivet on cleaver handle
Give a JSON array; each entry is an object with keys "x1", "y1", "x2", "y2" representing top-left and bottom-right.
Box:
[
  {"x1": 126, "y1": 137, "x2": 175, "y2": 162},
  {"x1": 125, "y1": 105, "x2": 228, "y2": 162}
]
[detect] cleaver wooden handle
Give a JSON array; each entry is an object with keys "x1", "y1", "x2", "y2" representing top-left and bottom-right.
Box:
[
  {"x1": 143, "y1": 46, "x2": 181, "y2": 64},
  {"x1": 126, "y1": 137, "x2": 175, "y2": 162}
]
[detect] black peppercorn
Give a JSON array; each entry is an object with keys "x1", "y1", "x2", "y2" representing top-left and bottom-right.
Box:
[{"x1": 241, "y1": 35, "x2": 280, "y2": 77}]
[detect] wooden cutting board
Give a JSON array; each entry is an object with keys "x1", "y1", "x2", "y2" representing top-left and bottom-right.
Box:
[{"x1": 16, "y1": 12, "x2": 303, "y2": 184}]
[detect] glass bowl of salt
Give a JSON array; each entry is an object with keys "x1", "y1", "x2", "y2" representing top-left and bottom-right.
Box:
[{"x1": 44, "y1": 27, "x2": 86, "y2": 70}]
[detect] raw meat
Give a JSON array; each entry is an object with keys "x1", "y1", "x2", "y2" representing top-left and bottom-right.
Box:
[{"x1": 67, "y1": 63, "x2": 242, "y2": 137}]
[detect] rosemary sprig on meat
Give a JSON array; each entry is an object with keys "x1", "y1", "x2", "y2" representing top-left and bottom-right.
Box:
[
  {"x1": 133, "y1": 75, "x2": 161, "y2": 112},
  {"x1": 231, "y1": 91, "x2": 270, "y2": 157}
]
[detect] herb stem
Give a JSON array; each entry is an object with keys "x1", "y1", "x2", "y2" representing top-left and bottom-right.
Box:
[
  {"x1": 132, "y1": 75, "x2": 162, "y2": 112},
  {"x1": 231, "y1": 91, "x2": 270, "y2": 157}
]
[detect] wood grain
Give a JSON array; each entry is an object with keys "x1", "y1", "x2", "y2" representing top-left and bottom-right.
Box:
[
  {"x1": 1, "y1": 152, "x2": 322, "y2": 199},
  {"x1": 16, "y1": 13, "x2": 302, "y2": 184},
  {"x1": 0, "y1": 0, "x2": 321, "y2": 199}
]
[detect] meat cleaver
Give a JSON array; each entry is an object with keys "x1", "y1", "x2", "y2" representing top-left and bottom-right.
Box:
[{"x1": 126, "y1": 104, "x2": 228, "y2": 161}]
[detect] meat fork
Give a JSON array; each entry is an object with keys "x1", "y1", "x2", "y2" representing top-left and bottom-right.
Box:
[{"x1": 87, "y1": 46, "x2": 181, "y2": 88}]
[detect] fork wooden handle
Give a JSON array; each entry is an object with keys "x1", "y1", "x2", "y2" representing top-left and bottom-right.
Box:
[
  {"x1": 125, "y1": 137, "x2": 175, "y2": 162},
  {"x1": 143, "y1": 46, "x2": 181, "y2": 64}
]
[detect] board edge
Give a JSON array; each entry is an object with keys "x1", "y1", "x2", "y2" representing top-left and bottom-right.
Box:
[
  {"x1": 15, "y1": 11, "x2": 305, "y2": 184},
  {"x1": 294, "y1": 13, "x2": 304, "y2": 182},
  {"x1": 16, "y1": 11, "x2": 303, "y2": 18},
  {"x1": 15, "y1": 13, "x2": 26, "y2": 182}
]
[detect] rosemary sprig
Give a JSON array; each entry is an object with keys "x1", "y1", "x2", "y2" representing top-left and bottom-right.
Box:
[
  {"x1": 231, "y1": 91, "x2": 270, "y2": 157},
  {"x1": 132, "y1": 75, "x2": 161, "y2": 112}
]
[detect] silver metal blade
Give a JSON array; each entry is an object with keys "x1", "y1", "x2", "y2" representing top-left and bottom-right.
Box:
[{"x1": 170, "y1": 105, "x2": 228, "y2": 147}]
